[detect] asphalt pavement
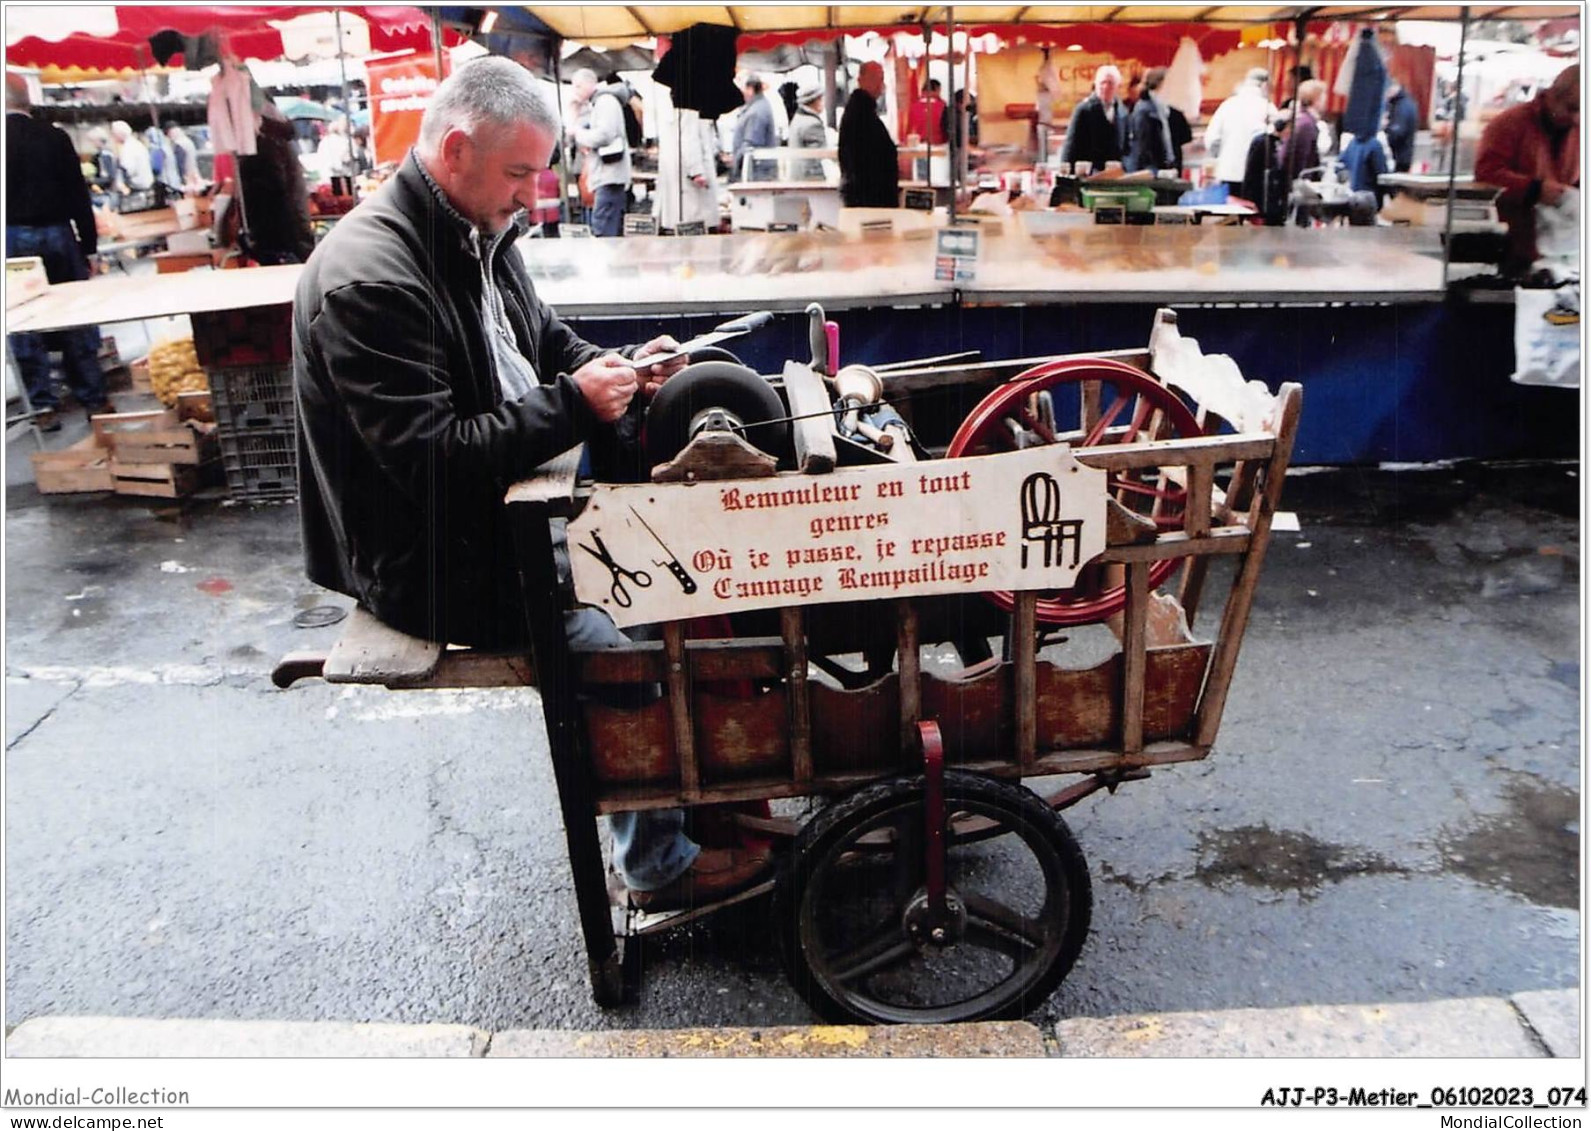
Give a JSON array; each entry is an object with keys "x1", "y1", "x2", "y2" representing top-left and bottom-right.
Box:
[{"x1": 3, "y1": 441, "x2": 1580, "y2": 1046}]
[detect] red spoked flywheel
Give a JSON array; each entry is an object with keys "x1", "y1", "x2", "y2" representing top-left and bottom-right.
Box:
[{"x1": 946, "y1": 357, "x2": 1203, "y2": 626}]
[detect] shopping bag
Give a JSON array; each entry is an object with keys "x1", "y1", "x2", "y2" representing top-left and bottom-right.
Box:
[{"x1": 1511, "y1": 282, "x2": 1580, "y2": 388}]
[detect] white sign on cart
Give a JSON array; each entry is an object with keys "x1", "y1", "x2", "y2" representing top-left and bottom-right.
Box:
[{"x1": 568, "y1": 445, "x2": 1108, "y2": 628}]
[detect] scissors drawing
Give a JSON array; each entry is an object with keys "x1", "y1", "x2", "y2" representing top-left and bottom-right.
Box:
[{"x1": 578, "y1": 533, "x2": 652, "y2": 608}]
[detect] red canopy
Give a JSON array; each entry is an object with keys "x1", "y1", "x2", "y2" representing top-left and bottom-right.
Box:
[{"x1": 6, "y1": 6, "x2": 462, "y2": 73}]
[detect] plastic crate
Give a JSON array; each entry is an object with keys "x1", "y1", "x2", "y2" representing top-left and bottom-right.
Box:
[
  {"x1": 208, "y1": 363, "x2": 295, "y2": 432},
  {"x1": 217, "y1": 426, "x2": 297, "y2": 501},
  {"x1": 191, "y1": 305, "x2": 292, "y2": 368}
]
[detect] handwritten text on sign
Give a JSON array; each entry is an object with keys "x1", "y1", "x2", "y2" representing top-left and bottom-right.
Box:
[{"x1": 567, "y1": 446, "x2": 1107, "y2": 628}]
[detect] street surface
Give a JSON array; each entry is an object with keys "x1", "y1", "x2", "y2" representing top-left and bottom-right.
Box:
[{"x1": 4, "y1": 455, "x2": 1578, "y2": 1032}]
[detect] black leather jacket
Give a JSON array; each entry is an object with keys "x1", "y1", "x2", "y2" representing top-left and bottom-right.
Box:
[{"x1": 293, "y1": 152, "x2": 643, "y2": 647}]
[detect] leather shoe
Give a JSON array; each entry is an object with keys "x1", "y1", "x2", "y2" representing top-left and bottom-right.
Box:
[
  {"x1": 628, "y1": 845, "x2": 773, "y2": 912},
  {"x1": 33, "y1": 409, "x2": 61, "y2": 433}
]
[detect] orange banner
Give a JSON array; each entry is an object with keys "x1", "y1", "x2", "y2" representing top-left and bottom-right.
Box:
[{"x1": 368, "y1": 55, "x2": 440, "y2": 166}]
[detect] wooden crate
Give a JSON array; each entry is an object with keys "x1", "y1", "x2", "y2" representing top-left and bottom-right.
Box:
[
  {"x1": 129, "y1": 357, "x2": 152, "y2": 393},
  {"x1": 31, "y1": 437, "x2": 114, "y2": 494},
  {"x1": 91, "y1": 409, "x2": 217, "y2": 465},
  {"x1": 110, "y1": 458, "x2": 202, "y2": 499}
]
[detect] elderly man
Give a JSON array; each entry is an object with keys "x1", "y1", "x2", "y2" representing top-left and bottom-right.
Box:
[
  {"x1": 1475, "y1": 65, "x2": 1581, "y2": 275},
  {"x1": 6, "y1": 73, "x2": 108, "y2": 430},
  {"x1": 1060, "y1": 65, "x2": 1131, "y2": 172},
  {"x1": 294, "y1": 57, "x2": 767, "y2": 909},
  {"x1": 570, "y1": 67, "x2": 632, "y2": 237},
  {"x1": 110, "y1": 120, "x2": 153, "y2": 193},
  {"x1": 731, "y1": 75, "x2": 777, "y2": 182},
  {"x1": 838, "y1": 61, "x2": 898, "y2": 207},
  {"x1": 786, "y1": 81, "x2": 827, "y2": 180}
]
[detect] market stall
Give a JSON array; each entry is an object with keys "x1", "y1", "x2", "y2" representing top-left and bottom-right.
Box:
[{"x1": 7, "y1": 4, "x2": 1578, "y2": 481}]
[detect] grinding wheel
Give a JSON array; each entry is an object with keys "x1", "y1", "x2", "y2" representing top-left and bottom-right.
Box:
[{"x1": 643, "y1": 360, "x2": 792, "y2": 471}]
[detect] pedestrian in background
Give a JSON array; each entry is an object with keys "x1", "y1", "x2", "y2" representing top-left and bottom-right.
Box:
[
  {"x1": 786, "y1": 82, "x2": 827, "y2": 181},
  {"x1": 110, "y1": 120, "x2": 153, "y2": 194},
  {"x1": 731, "y1": 75, "x2": 776, "y2": 182},
  {"x1": 1204, "y1": 68, "x2": 1275, "y2": 196},
  {"x1": 6, "y1": 74, "x2": 110, "y2": 430},
  {"x1": 570, "y1": 68, "x2": 633, "y2": 237},
  {"x1": 1060, "y1": 65, "x2": 1131, "y2": 172},
  {"x1": 838, "y1": 61, "x2": 898, "y2": 207},
  {"x1": 1383, "y1": 78, "x2": 1420, "y2": 173}
]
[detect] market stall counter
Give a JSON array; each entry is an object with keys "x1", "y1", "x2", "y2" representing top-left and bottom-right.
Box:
[{"x1": 6, "y1": 224, "x2": 1566, "y2": 469}]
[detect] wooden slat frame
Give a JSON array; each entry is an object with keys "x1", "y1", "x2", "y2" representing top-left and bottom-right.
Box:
[
  {"x1": 594, "y1": 740, "x2": 1212, "y2": 814},
  {"x1": 897, "y1": 601, "x2": 921, "y2": 760},
  {"x1": 1195, "y1": 384, "x2": 1302, "y2": 746},
  {"x1": 1014, "y1": 591, "x2": 1038, "y2": 770},
  {"x1": 782, "y1": 606, "x2": 813, "y2": 788},
  {"x1": 662, "y1": 623, "x2": 699, "y2": 800},
  {"x1": 1120, "y1": 560, "x2": 1151, "y2": 755}
]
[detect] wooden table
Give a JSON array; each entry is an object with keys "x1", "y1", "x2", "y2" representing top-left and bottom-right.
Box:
[{"x1": 8, "y1": 264, "x2": 301, "y2": 334}]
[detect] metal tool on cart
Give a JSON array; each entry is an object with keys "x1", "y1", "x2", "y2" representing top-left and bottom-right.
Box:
[{"x1": 275, "y1": 307, "x2": 1302, "y2": 1025}]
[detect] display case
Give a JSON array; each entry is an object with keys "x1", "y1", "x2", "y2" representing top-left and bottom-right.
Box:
[{"x1": 516, "y1": 222, "x2": 1448, "y2": 317}]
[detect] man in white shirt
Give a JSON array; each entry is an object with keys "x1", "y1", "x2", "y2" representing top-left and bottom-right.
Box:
[
  {"x1": 110, "y1": 120, "x2": 153, "y2": 192},
  {"x1": 1204, "y1": 69, "x2": 1276, "y2": 196}
]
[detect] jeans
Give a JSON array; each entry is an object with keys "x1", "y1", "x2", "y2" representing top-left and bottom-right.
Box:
[
  {"x1": 590, "y1": 183, "x2": 627, "y2": 237},
  {"x1": 6, "y1": 224, "x2": 105, "y2": 412},
  {"x1": 556, "y1": 522, "x2": 698, "y2": 891}
]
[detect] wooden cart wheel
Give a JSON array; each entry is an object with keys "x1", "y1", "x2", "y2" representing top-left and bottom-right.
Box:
[
  {"x1": 945, "y1": 357, "x2": 1203, "y2": 626},
  {"x1": 774, "y1": 771, "x2": 1092, "y2": 1025}
]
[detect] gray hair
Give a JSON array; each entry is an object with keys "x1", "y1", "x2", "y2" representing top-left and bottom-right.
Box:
[
  {"x1": 110, "y1": 120, "x2": 133, "y2": 140},
  {"x1": 417, "y1": 56, "x2": 558, "y2": 156},
  {"x1": 570, "y1": 67, "x2": 598, "y2": 88}
]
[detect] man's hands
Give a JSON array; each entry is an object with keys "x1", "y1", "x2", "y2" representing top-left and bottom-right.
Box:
[
  {"x1": 572, "y1": 338, "x2": 690, "y2": 422},
  {"x1": 1541, "y1": 179, "x2": 1569, "y2": 207},
  {"x1": 571, "y1": 354, "x2": 639, "y2": 423},
  {"x1": 632, "y1": 335, "x2": 691, "y2": 396}
]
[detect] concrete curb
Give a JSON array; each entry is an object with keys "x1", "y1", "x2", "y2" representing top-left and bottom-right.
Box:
[{"x1": 6, "y1": 991, "x2": 1577, "y2": 1058}]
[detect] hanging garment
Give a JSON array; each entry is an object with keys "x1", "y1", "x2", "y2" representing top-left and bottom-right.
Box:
[
  {"x1": 1333, "y1": 32, "x2": 1361, "y2": 101},
  {"x1": 1163, "y1": 36, "x2": 1205, "y2": 122},
  {"x1": 208, "y1": 61, "x2": 259, "y2": 156},
  {"x1": 1340, "y1": 28, "x2": 1388, "y2": 139},
  {"x1": 653, "y1": 83, "x2": 720, "y2": 229},
  {"x1": 652, "y1": 23, "x2": 742, "y2": 120}
]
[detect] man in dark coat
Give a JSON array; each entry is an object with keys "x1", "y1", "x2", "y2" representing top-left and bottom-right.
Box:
[
  {"x1": 838, "y1": 61, "x2": 899, "y2": 207},
  {"x1": 731, "y1": 76, "x2": 777, "y2": 182},
  {"x1": 1060, "y1": 64, "x2": 1131, "y2": 170},
  {"x1": 1127, "y1": 67, "x2": 1177, "y2": 174},
  {"x1": 294, "y1": 57, "x2": 768, "y2": 907},
  {"x1": 5, "y1": 73, "x2": 107, "y2": 430},
  {"x1": 1383, "y1": 80, "x2": 1419, "y2": 173}
]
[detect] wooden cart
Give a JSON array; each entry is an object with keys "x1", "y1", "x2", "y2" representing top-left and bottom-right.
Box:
[{"x1": 275, "y1": 308, "x2": 1301, "y2": 1024}]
